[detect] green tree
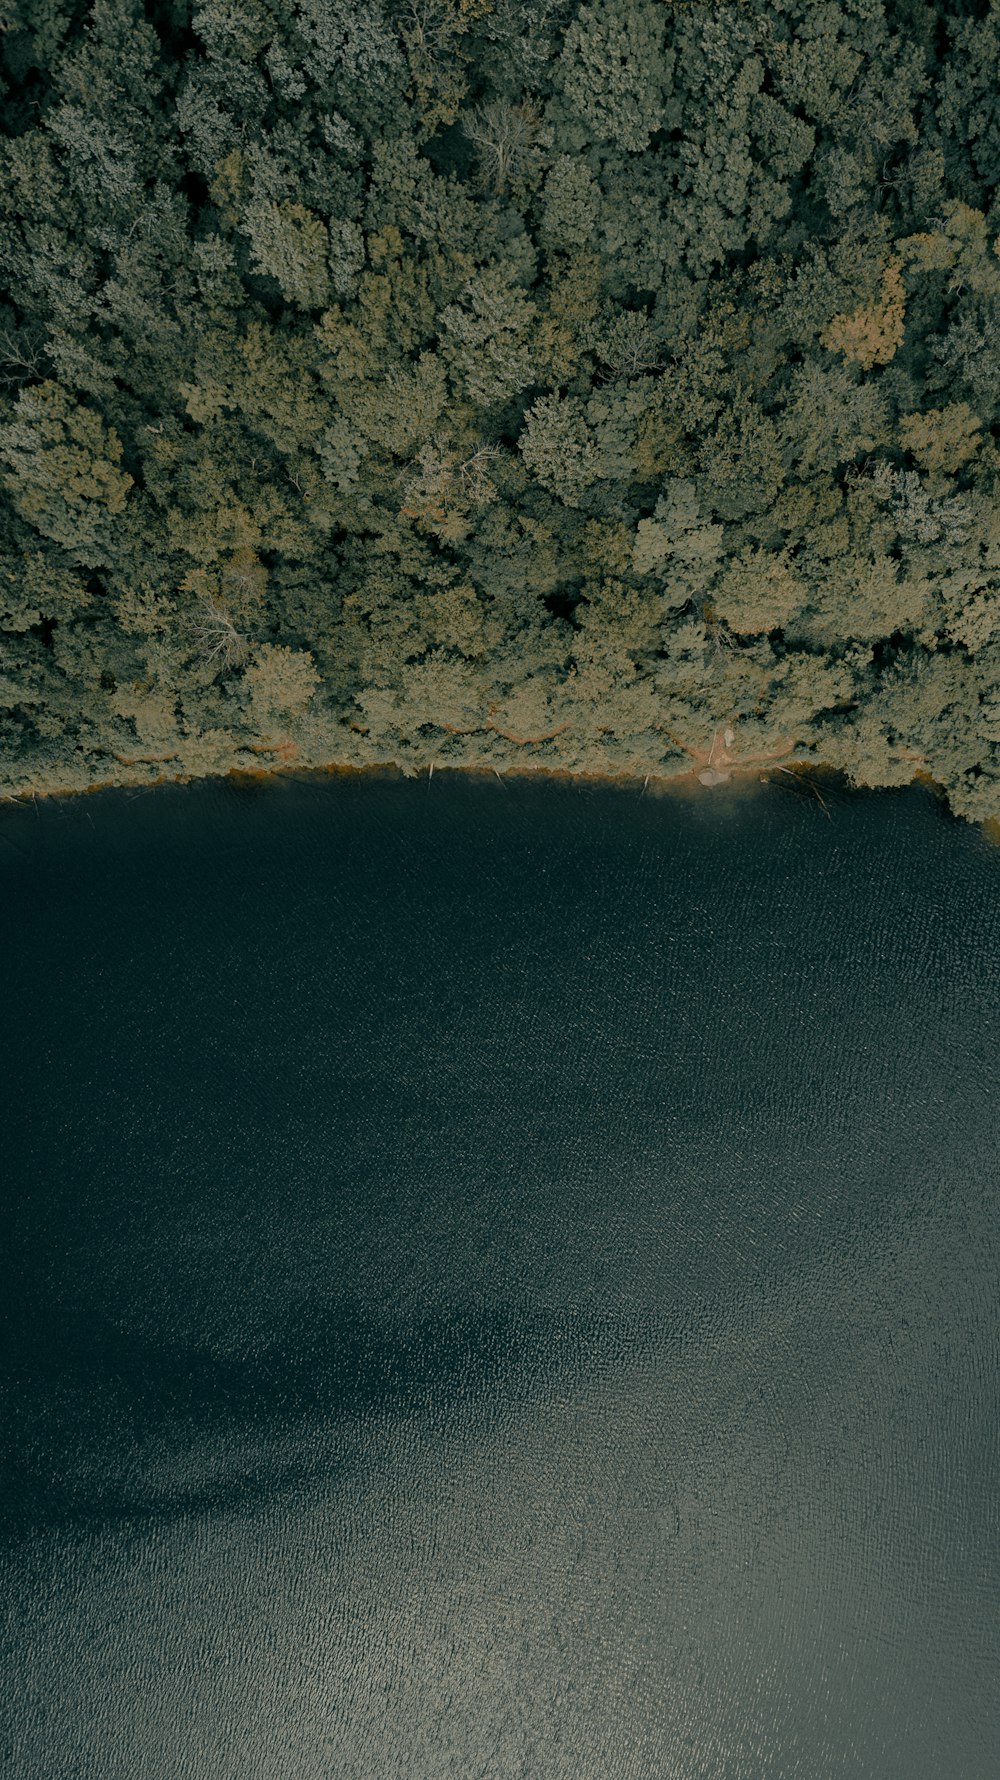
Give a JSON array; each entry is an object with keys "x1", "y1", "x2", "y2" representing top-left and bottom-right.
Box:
[{"x1": 555, "y1": 0, "x2": 673, "y2": 155}]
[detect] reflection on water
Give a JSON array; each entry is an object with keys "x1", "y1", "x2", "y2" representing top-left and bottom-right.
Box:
[{"x1": 1, "y1": 774, "x2": 998, "y2": 1778}]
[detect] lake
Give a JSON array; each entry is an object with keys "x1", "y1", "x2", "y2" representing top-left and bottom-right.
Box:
[{"x1": 1, "y1": 770, "x2": 998, "y2": 1778}]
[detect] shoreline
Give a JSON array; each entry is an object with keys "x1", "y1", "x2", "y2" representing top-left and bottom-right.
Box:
[{"x1": 4, "y1": 744, "x2": 991, "y2": 840}]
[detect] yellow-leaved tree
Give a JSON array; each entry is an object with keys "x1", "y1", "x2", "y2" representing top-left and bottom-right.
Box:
[
  {"x1": 0, "y1": 381, "x2": 132, "y2": 566},
  {"x1": 898, "y1": 403, "x2": 982, "y2": 478},
  {"x1": 820, "y1": 263, "x2": 906, "y2": 371}
]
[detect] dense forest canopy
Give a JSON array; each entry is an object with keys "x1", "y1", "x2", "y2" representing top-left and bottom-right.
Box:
[{"x1": 2, "y1": 0, "x2": 1000, "y2": 817}]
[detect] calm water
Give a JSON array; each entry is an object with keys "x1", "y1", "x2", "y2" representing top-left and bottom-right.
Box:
[{"x1": 1, "y1": 771, "x2": 998, "y2": 1779}]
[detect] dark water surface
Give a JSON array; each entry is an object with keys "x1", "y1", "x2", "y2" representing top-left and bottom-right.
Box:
[{"x1": 2, "y1": 772, "x2": 998, "y2": 1779}]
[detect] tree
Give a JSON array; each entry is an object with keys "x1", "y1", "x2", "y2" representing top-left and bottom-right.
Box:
[
  {"x1": 710, "y1": 544, "x2": 805, "y2": 638},
  {"x1": 0, "y1": 381, "x2": 132, "y2": 565},
  {"x1": 820, "y1": 262, "x2": 906, "y2": 372},
  {"x1": 462, "y1": 99, "x2": 544, "y2": 197},
  {"x1": 555, "y1": 0, "x2": 673, "y2": 155},
  {"x1": 632, "y1": 477, "x2": 725, "y2": 608},
  {"x1": 898, "y1": 403, "x2": 982, "y2": 480},
  {"x1": 439, "y1": 271, "x2": 538, "y2": 409},
  {"x1": 242, "y1": 199, "x2": 330, "y2": 309},
  {"x1": 244, "y1": 643, "x2": 320, "y2": 723}
]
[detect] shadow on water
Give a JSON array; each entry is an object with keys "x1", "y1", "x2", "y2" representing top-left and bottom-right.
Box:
[{"x1": 1, "y1": 1293, "x2": 608, "y2": 1536}]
